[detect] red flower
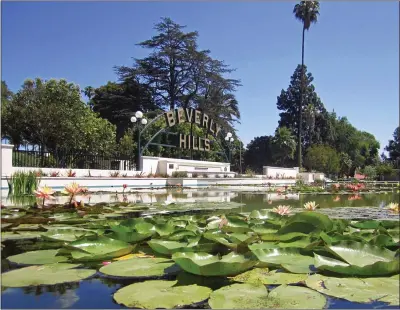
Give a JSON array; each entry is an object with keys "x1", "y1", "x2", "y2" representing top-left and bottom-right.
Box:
[{"x1": 123, "y1": 184, "x2": 128, "y2": 189}]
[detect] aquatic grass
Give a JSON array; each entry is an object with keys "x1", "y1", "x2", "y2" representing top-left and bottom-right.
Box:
[{"x1": 7, "y1": 170, "x2": 41, "y2": 195}]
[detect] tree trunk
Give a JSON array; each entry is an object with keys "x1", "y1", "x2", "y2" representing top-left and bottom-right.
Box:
[{"x1": 298, "y1": 26, "x2": 306, "y2": 169}]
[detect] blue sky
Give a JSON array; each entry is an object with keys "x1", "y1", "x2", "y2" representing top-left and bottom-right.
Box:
[{"x1": 2, "y1": 1, "x2": 398, "y2": 152}]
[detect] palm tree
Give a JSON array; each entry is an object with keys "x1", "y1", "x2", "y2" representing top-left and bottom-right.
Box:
[{"x1": 293, "y1": 1, "x2": 320, "y2": 169}]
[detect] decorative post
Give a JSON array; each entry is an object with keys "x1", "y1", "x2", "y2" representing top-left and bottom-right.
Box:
[
  {"x1": 225, "y1": 132, "x2": 234, "y2": 163},
  {"x1": 131, "y1": 111, "x2": 147, "y2": 171}
]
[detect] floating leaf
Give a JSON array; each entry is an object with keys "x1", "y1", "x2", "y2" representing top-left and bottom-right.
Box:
[
  {"x1": 306, "y1": 274, "x2": 399, "y2": 305},
  {"x1": 113, "y1": 280, "x2": 211, "y2": 309},
  {"x1": 266, "y1": 284, "x2": 326, "y2": 309},
  {"x1": 209, "y1": 283, "x2": 269, "y2": 309},
  {"x1": 172, "y1": 252, "x2": 256, "y2": 276},
  {"x1": 41, "y1": 228, "x2": 98, "y2": 242},
  {"x1": 64, "y1": 236, "x2": 135, "y2": 262},
  {"x1": 7, "y1": 249, "x2": 68, "y2": 265},
  {"x1": 231, "y1": 268, "x2": 308, "y2": 285},
  {"x1": 251, "y1": 248, "x2": 314, "y2": 274},
  {"x1": 314, "y1": 253, "x2": 399, "y2": 276},
  {"x1": 100, "y1": 257, "x2": 180, "y2": 278},
  {"x1": 1, "y1": 263, "x2": 95, "y2": 287}
]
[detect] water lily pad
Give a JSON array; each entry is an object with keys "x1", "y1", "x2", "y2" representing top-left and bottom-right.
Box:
[
  {"x1": 314, "y1": 253, "x2": 399, "y2": 276},
  {"x1": 1, "y1": 231, "x2": 41, "y2": 241},
  {"x1": 209, "y1": 283, "x2": 269, "y2": 309},
  {"x1": 266, "y1": 285, "x2": 326, "y2": 309},
  {"x1": 113, "y1": 280, "x2": 212, "y2": 309},
  {"x1": 41, "y1": 228, "x2": 98, "y2": 242},
  {"x1": 306, "y1": 274, "x2": 400, "y2": 305},
  {"x1": 1, "y1": 263, "x2": 96, "y2": 287},
  {"x1": 99, "y1": 257, "x2": 180, "y2": 278},
  {"x1": 251, "y1": 248, "x2": 314, "y2": 273},
  {"x1": 286, "y1": 212, "x2": 333, "y2": 232},
  {"x1": 7, "y1": 249, "x2": 68, "y2": 265},
  {"x1": 327, "y1": 241, "x2": 397, "y2": 267},
  {"x1": 231, "y1": 268, "x2": 308, "y2": 285},
  {"x1": 64, "y1": 236, "x2": 135, "y2": 262},
  {"x1": 172, "y1": 252, "x2": 256, "y2": 276}
]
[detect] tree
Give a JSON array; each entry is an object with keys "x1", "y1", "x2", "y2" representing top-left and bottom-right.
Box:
[
  {"x1": 293, "y1": 0, "x2": 320, "y2": 168},
  {"x1": 304, "y1": 145, "x2": 340, "y2": 175},
  {"x1": 116, "y1": 17, "x2": 241, "y2": 133},
  {"x1": 276, "y1": 65, "x2": 328, "y2": 150},
  {"x1": 385, "y1": 127, "x2": 400, "y2": 167},
  {"x1": 362, "y1": 165, "x2": 377, "y2": 180},
  {"x1": 271, "y1": 127, "x2": 296, "y2": 167},
  {"x1": 339, "y1": 152, "x2": 352, "y2": 178},
  {"x1": 244, "y1": 136, "x2": 274, "y2": 173},
  {"x1": 91, "y1": 80, "x2": 155, "y2": 140},
  {"x1": 7, "y1": 78, "x2": 117, "y2": 155},
  {"x1": 1, "y1": 81, "x2": 25, "y2": 148}
]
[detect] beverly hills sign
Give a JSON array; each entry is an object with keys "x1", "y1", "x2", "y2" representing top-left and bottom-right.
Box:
[{"x1": 164, "y1": 108, "x2": 222, "y2": 152}]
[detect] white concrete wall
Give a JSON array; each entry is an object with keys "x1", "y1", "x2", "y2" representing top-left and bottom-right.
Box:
[
  {"x1": 1, "y1": 144, "x2": 13, "y2": 177},
  {"x1": 262, "y1": 166, "x2": 299, "y2": 179},
  {"x1": 298, "y1": 173, "x2": 314, "y2": 183}
]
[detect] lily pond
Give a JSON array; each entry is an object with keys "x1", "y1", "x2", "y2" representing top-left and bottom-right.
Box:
[{"x1": 1, "y1": 190, "x2": 399, "y2": 309}]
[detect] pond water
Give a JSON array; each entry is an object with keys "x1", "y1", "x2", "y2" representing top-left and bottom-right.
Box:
[{"x1": 1, "y1": 191, "x2": 399, "y2": 309}]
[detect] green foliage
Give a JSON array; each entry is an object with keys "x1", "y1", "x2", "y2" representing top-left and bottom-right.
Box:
[
  {"x1": 304, "y1": 145, "x2": 340, "y2": 175},
  {"x1": 293, "y1": 1, "x2": 320, "y2": 31},
  {"x1": 172, "y1": 171, "x2": 188, "y2": 178},
  {"x1": 7, "y1": 170, "x2": 40, "y2": 195},
  {"x1": 362, "y1": 165, "x2": 377, "y2": 180},
  {"x1": 385, "y1": 127, "x2": 400, "y2": 168},
  {"x1": 271, "y1": 127, "x2": 296, "y2": 166},
  {"x1": 2, "y1": 78, "x2": 117, "y2": 155},
  {"x1": 116, "y1": 17, "x2": 240, "y2": 133}
]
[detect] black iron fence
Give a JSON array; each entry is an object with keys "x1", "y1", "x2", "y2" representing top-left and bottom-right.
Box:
[{"x1": 12, "y1": 149, "x2": 136, "y2": 171}]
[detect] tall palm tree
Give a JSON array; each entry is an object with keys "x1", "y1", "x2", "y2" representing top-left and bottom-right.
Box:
[{"x1": 293, "y1": 1, "x2": 320, "y2": 169}]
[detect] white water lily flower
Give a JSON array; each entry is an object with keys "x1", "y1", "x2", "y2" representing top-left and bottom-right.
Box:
[
  {"x1": 303, "y1": 201, "x2": 319, "y2": 211},
  {"x1": 163, "y1": 199, "x2": 176, "y2": 206}
]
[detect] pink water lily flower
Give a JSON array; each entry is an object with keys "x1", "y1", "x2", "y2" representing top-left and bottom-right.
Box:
[
  {"x1": 102, "y1": 261, "x2": 111, "y2": 266},
  {"x1": 272, "y1": 205, "x2": 292, "y2": 216}
]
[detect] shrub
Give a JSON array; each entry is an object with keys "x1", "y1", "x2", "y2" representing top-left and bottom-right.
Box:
[
  {"x1": 224, "y1": 174, "x2": 228, "y2": 178},
  {"x1": 66, "y1": 169, "x2": 76, "y2": 177},
  {"x1": 50, "y1": 171, "x2": 60, "y2": 177},
  {"x1": 245, "y1": 168, "x2": 255, "y2": 177},
  {"x1": 202, "y1": 173, "x2": 209, "y2": 178},
  {"x1": 172, "y1": 171, "x2": 188, "y2": 178},
  {"x1": 192, "y1": 172, "x2": 199, "y2": 178},
  {"x1": 109, "y1": 171, "x2": 120, "y2": 177},
  {"x1": 313, "y1": 179, "x2": 325, "y2": 186}
]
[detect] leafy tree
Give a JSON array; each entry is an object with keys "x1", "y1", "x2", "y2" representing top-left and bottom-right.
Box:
[
  {"x1": 293, "y1": 0, "x2": 320, "y2": 168},
  {"x1": 385, "y1": 127, "x2": 400, "y2": 167},
  {"x1": 1, "y1": 81, "x2": 25, "y2": 148},
  {"x1": 6, "y1": 78, "x2": 116, "y2": 155},
  {"x1": 304, "y1": 144, "x2": 340, "y2": 175},
  {"x1": 91, "y1": 80, "x2": 155, "y2": 140},
  {"x1": 116, "y1": 17, "x2": 240, "y2": 133},
  {"x1": 271, "y1": 127, "x2": 296, "y2": 167},
  {"x1": 362, "y1": 165, "x2": 377, "y2": 180},
  {"x1": 339, "y1": 152, "x2": 352, "y2": 178},
  {"x1": 375, "y1": 162, "x2": 395, "y2": 180},
  {"x1": 276, "y1": 65, "x2": 328, "y2": 152},
  {"x1": 244, "y1": 136, "x2": 274, "y2": 173}
]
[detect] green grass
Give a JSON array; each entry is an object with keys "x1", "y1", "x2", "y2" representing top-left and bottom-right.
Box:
[{"x1": 7, "y1": 171, "x2": 41, "y2": 195}]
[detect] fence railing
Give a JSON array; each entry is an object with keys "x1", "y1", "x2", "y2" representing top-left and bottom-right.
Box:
[{"x1": 12, "y1": 150, "x2": 136, "y2": 171}]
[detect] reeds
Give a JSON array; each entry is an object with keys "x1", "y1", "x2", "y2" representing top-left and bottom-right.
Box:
[{"x1": 7, "y1": 170, "x2": 41, "y2": 195}]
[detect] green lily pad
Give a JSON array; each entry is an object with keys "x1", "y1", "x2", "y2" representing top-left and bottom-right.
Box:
[
  {"x1": 1, "y1": 263, "x2": 96, "y2": 287},
  {"x1": 306, "y1": 274, "x2": 400, "y2": 305},
  {"x1": 266, "y1": 284, "x2": 326, "y2": 309},
  {"x1": 286, "y1": 212, "x2": 333, "y2": 232},
  {"x1": 99, "y1": 257, "x2": 181, "y2": 278},
  {"x1": 327, "y1": 241, "x2": 397, "y2": 266},
  {"x1": 109, "y1": 219, "x2": 155, "y2": 243},
  {"x1": 148, "y1": 240, "x2": 193, "y2": 255},
  {"x1": 113, "y1": 280, "x2": 212, "y2": 309},
  {"x1": 231, "y1": 268, "x2": 308, "y2": 285},
  {"x1": 251, "y1": 248, "x2": 314, "y2": 274},
  {"x1": 64, "y1": 236, "x2": 135, "y2": 262},
  {"x1": 314, "y1": 253, "x2": 399, "y2": 276},
  {"x1": 172, "y1": 252, "x2": 257, "y2": 276},
  {"x1": 260, "y1": 232, "x2": 308, "y2": 242},
  {"x1": 1, "y1": 231, "x2": 42, "y2": 241},
  {"x1": 41, "y1": 228, "x2": 98, "y2": 242},
  {"x1": 7, "y1": 249, "x2": 68, "y2": 265},
  {"x1": 209, "y1": 283, "x2": 269, "y2": 309}
]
